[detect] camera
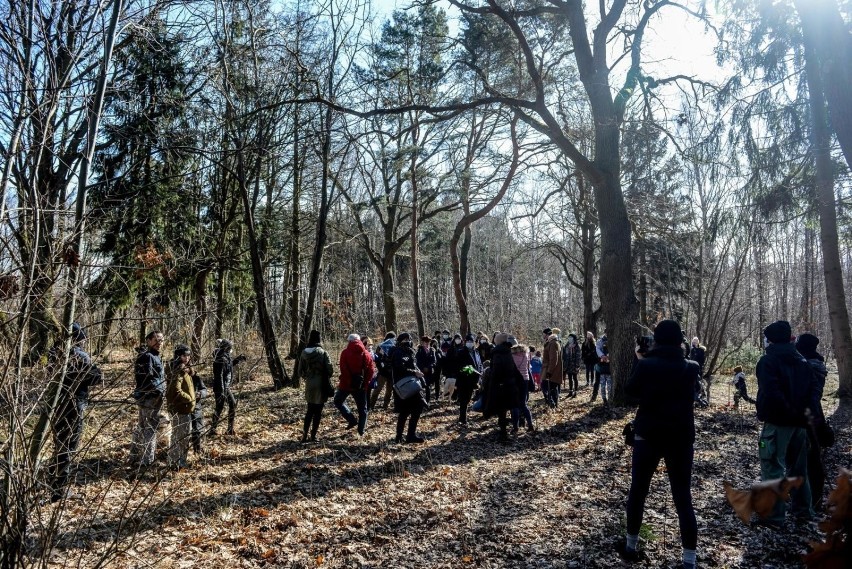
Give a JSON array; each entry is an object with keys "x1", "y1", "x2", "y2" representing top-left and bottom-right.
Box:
[{"x1": 636, "y1": 335, "x2": 654, "y2": 354}]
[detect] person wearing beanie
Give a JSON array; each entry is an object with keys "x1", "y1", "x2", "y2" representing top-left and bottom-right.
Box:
[
  {"x1": 298, "y1": 330, "x2": 334, "y2": 442},
  {"x1": 391, "y1": 333, "x2": 428, "y2": 443},
  {"x1": 795, "y1": 333, "x2": 830, "y2": 510},
  {"x1": 416, "y1": 335, "x2": 438, "y2": 404},
  {"x1": 541, "y1": 328, "x2": 564, "y2": 408},
  {"x1": 755, "y1": 320, "x2": 822, "y2": 527},
  {"x1": 622, "y1": 320, "x2": 699, "y2": 569},
  {"x1": 370, "y1": 332, "x2": 398, "y2": 410},
  {"x1": 335, "y1": 333, "x2": 376, "y2": 436},
  {"x1": 165, "y1": 344, "x2": 196, "y2": 469},
  {"x1": 47, "y1": 323, "x2": 103, "y2": 501},
  {"x1": 211, "y1": 339, "x2": 246, "y2": 436}
]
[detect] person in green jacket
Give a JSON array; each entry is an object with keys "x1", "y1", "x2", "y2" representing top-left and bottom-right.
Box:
[
  {"x1": 166, "y1": 345, "x2": 196, "y2": 469},
  {"x1": 299, "y1": 330, "x2": 334, "y2": 442}
]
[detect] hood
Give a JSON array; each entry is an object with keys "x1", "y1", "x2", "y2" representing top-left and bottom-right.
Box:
[
  {"x1": 511, "y1": 344, "x2": 528, "y2": 354},
  {"x1": 766, "y1": 342, "x2": 806, "y2": 363},
  {"x1": 547, "y1": 334, "x2": 559, "y2": 343},
  {"x1": 302, "y1": 346, "x2": 324, "y2": 362},
  {"x1": 379, "y1": 338, "x2": 396, "y2": 353}
]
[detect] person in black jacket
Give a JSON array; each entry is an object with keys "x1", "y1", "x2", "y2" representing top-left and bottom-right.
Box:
[
  {"x1": 796, "y1": 333, "x2": 829, "y2": 510},
  {"x1": 451, "y1": 334, "x2": 483, "y2": 425},
  {"x1": 756, "y1": 320, "x2": 822, "y2": 526},
  {"x1": 416, "y1": 336, "x2": 438, "y2": 404},
  {"x1": 391, "y1": 333, "x2": 427, "y2": 443},
  {"x1": 48, "y1": 323, "x2": 103, "y2": 502},
  {"x1": 130, "y1": 330, "x2": 165, "y2": 467},
  {"x1": 482, "y1": 333, "x2": 523, "y2": 443},
  {"x1": 622, "y1": 320, "x2": 699, "y2": 569},
  {"x1": 211, "y1": 339, "x2": 246, "y2": 436}
]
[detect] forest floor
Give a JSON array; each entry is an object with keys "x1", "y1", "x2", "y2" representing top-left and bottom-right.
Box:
[{"x1": 32, "y1": 348, "x2": 850, "y2": 569}]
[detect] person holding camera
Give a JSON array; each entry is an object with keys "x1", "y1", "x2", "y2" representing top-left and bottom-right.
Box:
[
  {"x1": 622, "y1": 320, "x2": 699, "y2": 569},
  {"x1": 211, "y1": 338, "x2": 246, "y2": 437},
  {"x1": 335, "y1": 333, "x2": 376, "y2": 436}
]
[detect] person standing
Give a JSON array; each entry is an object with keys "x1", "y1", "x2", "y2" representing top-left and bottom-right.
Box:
[
  {"x1": 335, "y1": 333, "x2": 376, "y2": 435},
  {"x1": 369, "y1": 332, "x2": 397, "y2": 410},
  {"x1": 416, "y1": 336, "x2": 438, "y2": 404},
  {"x1": 581, "y1": 331, "x2": 599, "y2": 388},
  {"x1": 453, "y1": 334, "x2": 483, "y2": 425},
  {"x1": 166, "y1": 345, "x2": 196, "y2": 469},
  {"x1": 299, "y1": 330, "x2": 334, "y2": 442},
  {"x1": 190, "y1": 366, "x2": 208, "y2": 455},
  {"x1": 542, "y1": 328, "x2": 564, "y2": 408},
  {"x1": 391, "y1": 333, "x2": 427, "y2": 443},
  {"x1": 622, "y1": 320, "x2": 699, "y2": 569},
  {"x1": 509, "y1": 336, "x2": 535, "y2": 432},
  {"x1": 483, "y1": 333, "x2": 523, "y2": 442},
  {"x1": 562, "y1": 333, "x2": 582, "y2": 398},
  {"x1": 48, "y1": 323, "x2": 103, "y2": 501},
  {"x1": 756, "y1": 320, "x2": 822, "y2": 527},
  {"x1": 130, "y1": 330, "x2": 166, "y2": 468},
  {"x1": 795, "y1": 333, "x2": 830, "y2": 510},
  {"x1": 210, "y1": 339, "x2": 246, "y2": 437}
]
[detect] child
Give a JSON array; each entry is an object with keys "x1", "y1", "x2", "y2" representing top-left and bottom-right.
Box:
[
  {"x1": 731, "y1": 365, "x2": 755, "y2": 409},
  {"x1": 529, "y1": 348, "x2": 543, "y2": 391}
]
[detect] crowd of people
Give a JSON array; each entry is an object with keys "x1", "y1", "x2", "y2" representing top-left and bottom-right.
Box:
[{"x1": 46, "y1": 319, "x2": 834, "y2": 569}]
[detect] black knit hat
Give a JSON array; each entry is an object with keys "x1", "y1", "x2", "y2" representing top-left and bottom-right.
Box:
[
  {"x1": 764, "y1": 320, "x2": 792, "y2": 344},
  {"x1": 173, "y1": 344, "x2": 191, "y2": 358},
  {"x1": 542, "y1": 328, "x2": 552, "y2": 335},
  {"x1": 397, "y1": 332, "x2": 411, "y2": 342},
  {"x1": 796, "y1": 333, "x2": 819, "y2": 353},
  {"x1": 308, "y1": 329, "x2": 321, "y2": 346},
  {"x1": 653, "y1": 320, "x2": 683, "y2": 346}
]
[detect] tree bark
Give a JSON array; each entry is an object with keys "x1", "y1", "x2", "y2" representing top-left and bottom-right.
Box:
[{"x1": 802, "y1": 32, "x2": 852, "y2": 404}]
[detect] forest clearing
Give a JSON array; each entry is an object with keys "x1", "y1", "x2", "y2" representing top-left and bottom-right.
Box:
[{"x1": 29, "y1": 347, "x2": 850, "y2": 569}]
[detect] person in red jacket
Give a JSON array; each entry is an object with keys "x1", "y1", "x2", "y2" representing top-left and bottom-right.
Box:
[{"x1": 335, "y1": 333, "x2": 376, "y2": 435}]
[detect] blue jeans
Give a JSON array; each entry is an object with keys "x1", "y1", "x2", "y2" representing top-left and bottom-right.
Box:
[
  {"x1": 334, "y1": 389, "x2": 369, "y2": 434},
  {"x1": 626, "y1": 438, "x2": 697, "y2": 549},
  {"x1": 511, "y1": 380, "x2": 533, "y2": 429}
]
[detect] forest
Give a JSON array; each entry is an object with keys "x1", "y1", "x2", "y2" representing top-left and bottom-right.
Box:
[{"x1": 1, "y1": 0, "x2": 851, "y2": 567}]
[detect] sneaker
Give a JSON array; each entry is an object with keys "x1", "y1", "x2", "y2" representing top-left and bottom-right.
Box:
[{"x1": 616, "y1": 539, "x2": 647, "y2": 562}]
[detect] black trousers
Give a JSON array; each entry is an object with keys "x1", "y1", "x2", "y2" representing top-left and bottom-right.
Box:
[
  {"x1": 50, "y1": 396, "x2": 86, "y2": 494},
  {"x1": 396, "y1": 409, "x2": 422, "y2": 440},
  {"x1": 212, "y1": 387, "x2": 237, "y2": 432},
  {"x1": 303, "y1": 403, "x2": 324, "y2": 438},
  {"x1": 457, "y1": 387, "x2": 475, "y2": 424}
]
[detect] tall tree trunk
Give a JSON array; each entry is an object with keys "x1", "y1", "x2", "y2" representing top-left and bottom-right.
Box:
[
  {"x1": 235, "y1": 136, "x2": 287, "y2": 390},
  {"x1": 191, "y1": 268, "x2": 211, "y2": 361},
  {"x1": 802, "y1": 35, "x2": 852, "y2": 404},
  {"x1": 381, "y1": 256, "x2": 398, "y2": 332},
  {"x1": 410, "y1": 126, "x2": 424, "y2": 335}
]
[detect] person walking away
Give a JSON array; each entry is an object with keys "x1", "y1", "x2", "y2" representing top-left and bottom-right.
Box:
[
  {"x1": 509, "y1": 336, "x2": 535, "y2": 432},
  {"x1": 391, "y1": 333, "x2": 427, "y2": 443},
  {"x1": 689, "y1": 337, "x2": 708, "y2": 406},
  {"x1": 130, "y1": 330, "x2": 166, "y2": 468},
  {"x1": 542, "y1": 328, "x2": 564, "y2": 408},
  {"x1": 335, "y1": 333, "x2": 376, "y2": 435},
  {"x1": 299, "y1": 330, "x2": 334, "y2": 442},
  {"x1": 622, "y1": 320, "x2": 699, "y2": 569},
  {"x1": 795, "y1": 332, "x2": 830, "y2": 511},
  {"x1": 483, "y1": 333, "x2": 524, "y2": 442},
  {"x1": 756, "y1": 320, "x2": 823, "y2": 528},
  {"x1": 166, "y1": 344, "x2": 196, "y2": 469},
  {"x1": 369, "y1": 332, "x2": 397, "y2": 410},
  {"x1": 581, "y1": 332, "x2": 599, "y2": 388},
  {"x1": 416, "y1": 336, "x2": 438, "y2": 404},
  {"x1": 48, "y1": 323, "x2": 103, "y2": 501},
  {"x1": 562, "y1": 333, "x2": 582, "y2": 398},
  {"x1": 730, "y1": 366, "x2": 755, "y2": 409},
  {"x1": 211, "y1": 339, "x2": 246, "y2": 436}
]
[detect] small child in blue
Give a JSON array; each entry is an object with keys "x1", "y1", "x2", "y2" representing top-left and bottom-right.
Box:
[
  {"x1": 731, "y1": 365, "x2": 755, "y2": 409},
  {"x1": 529, "y1": 349, "x2": 543, "y2": 391}
]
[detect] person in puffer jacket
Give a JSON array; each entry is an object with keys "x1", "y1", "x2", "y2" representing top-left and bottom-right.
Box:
[
  {"x1": 166, "y1": 344, "x2": 196, "y2": 469},
  {"x1": 335, "y1": 333, "x2": 376, "y2": 435},
  {"x1": 795, "y1": 332, "x2": 830, "y2": 511}
]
